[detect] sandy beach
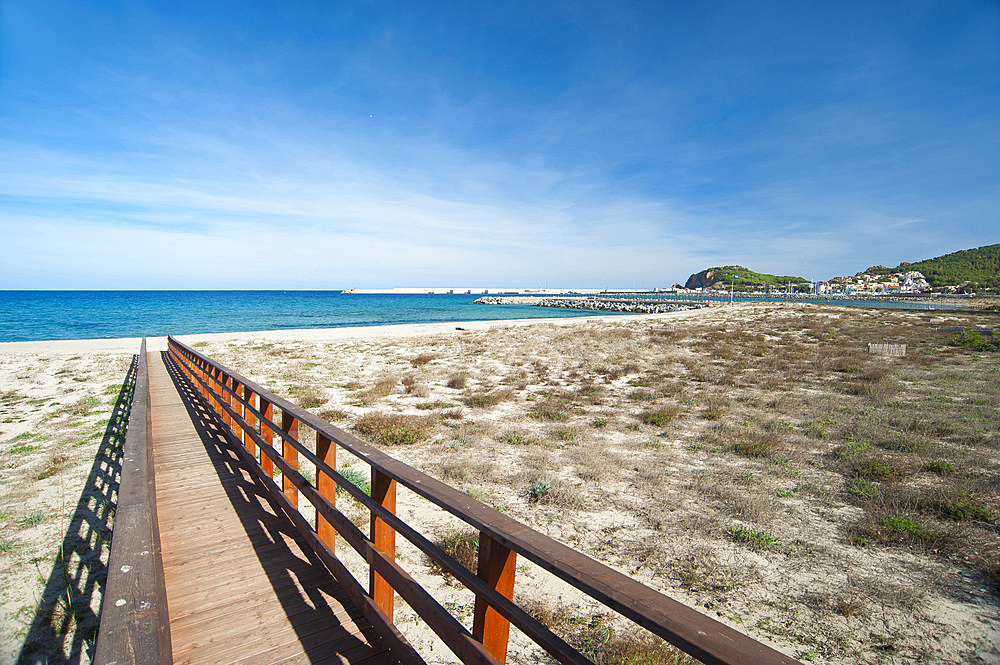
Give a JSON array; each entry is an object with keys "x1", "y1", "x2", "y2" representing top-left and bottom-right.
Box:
[{"x1": 2, "y1": 303, "x2": 997, "y2": 664}]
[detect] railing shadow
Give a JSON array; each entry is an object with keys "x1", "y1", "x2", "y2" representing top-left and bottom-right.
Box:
[
  {"x1": 16, "y1": 355, "x2": 138, "y2": 665},
  {"x1": 159, "y1": 351, "x2": 387, "y2": 662}
]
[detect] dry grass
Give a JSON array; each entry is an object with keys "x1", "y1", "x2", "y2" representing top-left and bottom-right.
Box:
[
  {"x1": 195, "y1": 302, "x2": 1000, "y2": 662},
  {"x1": 353, "y1": 412, "x2": 432, "y2": 445}
]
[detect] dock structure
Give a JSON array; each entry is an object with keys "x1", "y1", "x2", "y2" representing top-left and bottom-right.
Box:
[{"x1": 93, "y1": 339, "x2": 803, "y2": 665}]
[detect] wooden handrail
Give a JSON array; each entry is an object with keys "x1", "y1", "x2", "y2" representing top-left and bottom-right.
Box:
[
  {"x1": 167, "y1": 335, "x2": 801, "y2": 665},
  {"x1": 94, "y1": 339, "x2": 172, "y2": 665}
]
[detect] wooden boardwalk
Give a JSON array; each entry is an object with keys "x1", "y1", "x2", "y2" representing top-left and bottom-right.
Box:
[{"x1": 148, "y1": 351, "x2": 396, "y2": 665}]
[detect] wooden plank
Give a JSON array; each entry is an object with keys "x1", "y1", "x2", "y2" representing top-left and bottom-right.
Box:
[
  {"x1": 149, "y1": 351, "x2": 399, "y2": 665},
  {"x1": 93, "y1": 341, "x2": 172, "y2": 665}
]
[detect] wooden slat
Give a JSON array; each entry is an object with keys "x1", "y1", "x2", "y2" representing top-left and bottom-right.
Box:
[
  {"x1": 146, "y1": 351, "x2": 399, "y2": 665},
  {"x1": 93, "y1": 340, "x2": 172, "y2": 665}
]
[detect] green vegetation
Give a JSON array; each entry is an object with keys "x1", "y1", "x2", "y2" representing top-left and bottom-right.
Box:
[
  {"x1": 18, "y1": 511, "x2": 47, "y2": 528},
  {"x1": 686, "y1": 265, "x2": 809, "y2": 291},
  {"x1": 336, "y1": 466, "x2": 371, "y2": 496},
  {"x1": 726, "y1": 524, "x2": 778, "y2": 549},
  {"x1": 950, "y1": 328, "x2": 998, "y2": 352},
  {"x1": 878, "y1": 243, "x2": 1000, "y2": 288},
  {"x1": 526, "y1": 478, "x2": 552, "y2": 503}
]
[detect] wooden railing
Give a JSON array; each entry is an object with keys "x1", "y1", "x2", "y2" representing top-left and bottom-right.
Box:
[
  {"x1": 166, "y1": 336, "x2": 801, "y2": 665},
  {"x1": 94, "y1": 338, "x2": 172, "y2": 665}
]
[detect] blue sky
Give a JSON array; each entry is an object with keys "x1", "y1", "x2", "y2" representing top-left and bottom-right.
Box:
[{"x1": 0, "y1": 1, "x2": 997, "y2": 289}]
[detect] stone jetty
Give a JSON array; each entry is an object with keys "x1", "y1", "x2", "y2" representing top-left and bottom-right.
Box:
[{"x1": 473, "y1": 296, "x2": 709, "y2": 314}]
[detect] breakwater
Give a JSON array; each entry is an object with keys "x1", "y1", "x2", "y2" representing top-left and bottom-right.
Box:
[{"x1": 473, "y1": 296, "x2": 710, "y2": 314}]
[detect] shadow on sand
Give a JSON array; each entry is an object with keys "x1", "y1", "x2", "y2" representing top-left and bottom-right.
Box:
[{"x1": 16, "y1": 355, "x2": 137, "y2": 665}]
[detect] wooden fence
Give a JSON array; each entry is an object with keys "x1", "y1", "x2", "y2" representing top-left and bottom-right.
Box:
[{"x1": 165, "y1": 336, "x2": 801, "y2": 665}]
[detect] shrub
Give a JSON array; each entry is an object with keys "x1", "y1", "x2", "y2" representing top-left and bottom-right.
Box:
[
  {"x1": 297, "y1": 389, "x2": 326, "y2": 409},
  {"x1": 733, "y1": 431, "x2": 779, "y2": 458},
  {"x1": 415, "y1": 401, "x2": 451, "y2": 410},
  {"x1": 412, "y1": 352, "x2": 438, "y2": 367},
  {"x1": 726, "y1": 524, "x2": 777, "y2": 550},
  {"x1": 336, "y1": 466, "x2": 371, "y2": 496},
  {"x1": 923, "y1": 460, "x2": 956, "y2": 475},
  {"x1": 354, "y1": 413, "x2": 431, "y2": 446},
  {"x1": 432, "y1": 529, "x2": 479, "y2": 576},
  {"x1": 318, "y1": 408, "x2": 349, "y2": 422},
  {"x1": 463, "y1": 389, "x2": 513, "y2": 409},
  {"x1": 447, "y1": 374, "x2": 468, "y2": 389},
  {"x1": 527, "y1": 478, "x2": 552, "y2": 503},
  {"x1": 880, "y1": 516, "x2": 930, "y2": 538},
  {"x1": 950, "y1": 328, "x2": 998, "y2": 352}
]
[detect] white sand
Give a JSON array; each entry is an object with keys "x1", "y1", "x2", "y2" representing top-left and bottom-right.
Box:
[{"x1": 0, "y1": 308, "x2": 714, "y2": 355}]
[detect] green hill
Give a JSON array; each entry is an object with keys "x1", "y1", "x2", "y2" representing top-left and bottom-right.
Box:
[
  {"x1": 875, "y1": 244, "x2": 1000, "y2": 288},
  {"x1": 684, "y1": 265, "x2": 809, "y2": 291}
]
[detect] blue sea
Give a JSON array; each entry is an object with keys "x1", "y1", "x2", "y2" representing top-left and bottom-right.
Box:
[
  {"x1": 0, "y1": 291, "x2": 962, "y2": 343},
  {"x1": 0, "y1": 291, "x2": 619, "y2": 343}
]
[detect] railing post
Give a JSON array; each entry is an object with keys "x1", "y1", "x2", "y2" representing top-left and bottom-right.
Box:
[
  {"x1": 260, "y1": 398, "x2": 274, "y2": 478},
  {"x1": 370, "y1": 470, "x2": 396, "y2": 619},
  {"x1": 223, "y1": 374, "x2": 233, "y2": 431},
  {"x1": 243, "y1": 386, "x2": 257, "y2": 461},
  {"x1": 316, "y1": 433, "x2": 336, "y2": 554},
  {"x1": 473, "y1": 533, "x2": 517, "y2": 663},
  {"x1": 280, "y1": 409, "x2": 299, "y2": 509},
  {"x1": 231, "y1": 378, "x2": 243, "y2": 444}
]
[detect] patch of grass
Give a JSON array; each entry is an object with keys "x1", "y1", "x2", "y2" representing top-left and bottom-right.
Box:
[
  {"x1": 923, "y1": 460, "x2": 957, "y2": 474},
  {"x1": 0, "y1": 538, "x2": 15, "y2": 553},
  {"x1": 368, "y1": 376, "x2": 398, "y2": 398},
  {"x1": 498, "y1": 432, "x2": 533, "y2": 445},
  {"x1": 848, "y1": 478, "x2": 881, "y2": 499},
  {"x1": 440, "y1": 459, "x2": 470, "y2": 480},
  {"x1": 525, "y1": 477, "x2": 582, "y2": 508},
  {"x1": 463, "y1": 389, "x2": 513, "y2": 409},
  {"x1": 880, "y1": 516, "x2": 932, "y2": 539},
  {"x1": 18, "y1": 511, "x2": 47, "y2": 528},
  {"x1": 549, "y1": 427, "x2": 580, "y2": 444},
  {"x1": 416, "y1": 401, "x2": 451, "y2": 410},
  {"x1": 921, "y1": 496, "x2": 995, "y2": 523},
  {"x1": 336, "y1": 466, "x2": 371, "y2": 496},
  {"x1": 726, "y1": 524, "x2": 778, "y2": 550},
  {"x1": 432, "y1": 529, "x2": 479, "y2": 576},
  {"x1": 412, "y1": 352, "x2": 438, "y2": 367},
  {"x1": 10, "y1": 444, "x2": 39, "y2": 455},
  {"x1": 530, "y1": 404, "x2": 569, "y2": 421},
  {"x1": 354, "y1": 412, "x2": 431, "y2": 445},
  {"x1": 591, "y1": 418, "x2": 608, "y2": 428},
  {"x1": 318, "y1": 408, "x2": 349, "y2": 422},
  {"x1": 297, "y1": 389, "x2": 326, "y2": 409},
  {"x1": 104, "y1": 383, "x2": 123, "y2": 395},
  {"x1": 446, "y1": 374, "x2": 468, "y2": 389},
  {"x1": 640, "y1": 406, "x2": 680, "y2": 427},
  {"x1": 854, "y1": 457, "x2": 898, "y2": 481},
  {"x1": 733, "y1": 431, "x2": 780, "y2": 458}
]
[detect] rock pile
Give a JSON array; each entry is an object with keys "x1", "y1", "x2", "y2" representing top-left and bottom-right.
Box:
[{"x1": 473, "y1": 296, "x2": 707, "y2": 314}]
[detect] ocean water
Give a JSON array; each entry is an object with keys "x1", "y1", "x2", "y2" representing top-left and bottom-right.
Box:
[{"x1": 0, "y1": 291, "x2": 619, "y2": 343}]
